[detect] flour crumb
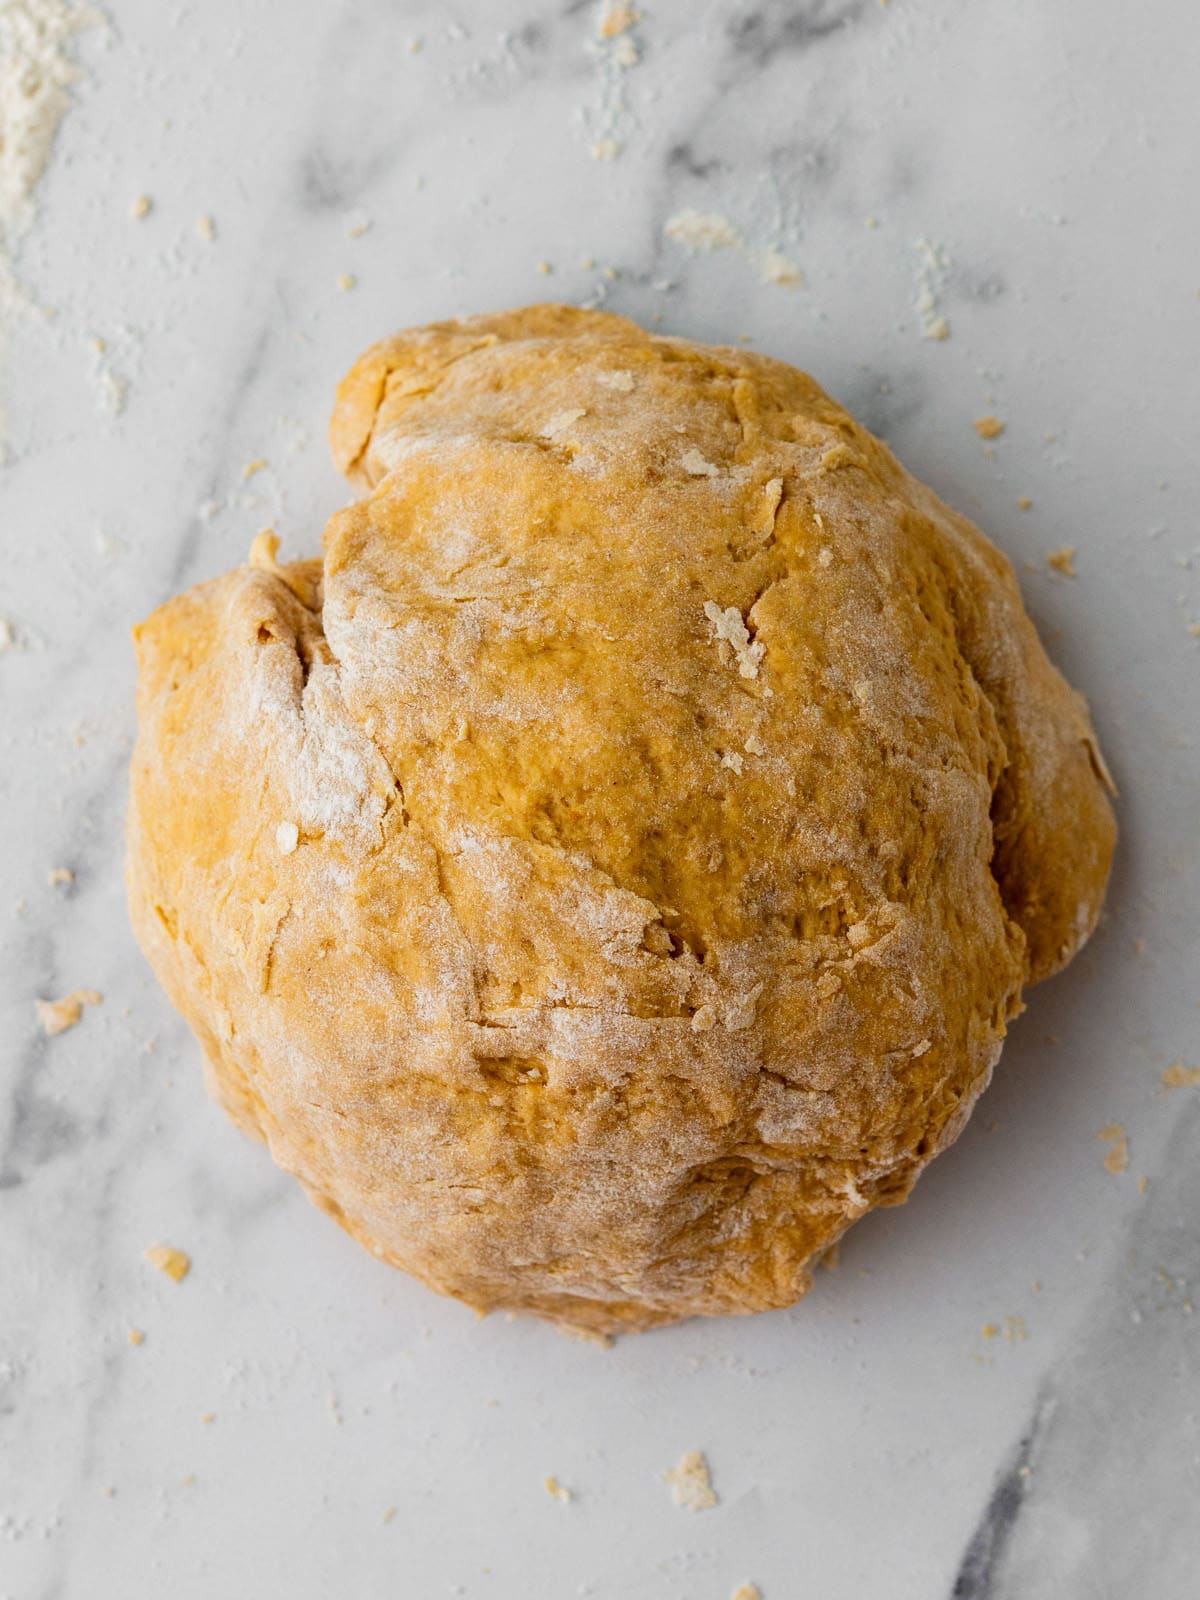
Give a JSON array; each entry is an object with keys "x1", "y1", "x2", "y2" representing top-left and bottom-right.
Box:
[
  {"x1": 543, "y1": 1474, "x2": 572, "y2": 1503},
  {"x1": 1047, "y1": 546, "x2": 1077, "y2": 577},
  {"x1": 665, "y1": 1450, "x2": 717, "y2": 1510},
  {"x1": 48, "y1": 865, "x2": 74, "y2": 885},
  {"x1": 591, "y1": 137, "x2": 618, "y2": 161},
  {"x1": 35, "y1": 987, "x2": 102, "y2": 1035},
  {"x1": 196, "y1": 213, "x2": 215, "y2": 241},
  {"x1": 1162, "y1": 1061, "x2": 1200, "y2": 1089},
  {"x1": 611, "y1": 32, "x2": 639, "y2": 67},
  {"x1": 542, "y1": 408, "x2": 587, "y2": 439},
  {"x1": 1017, "y1": 496, "x2": 1033, "y2": 512},
  {"x1": 130, "y1": 193, "x2": 151, "y2": 219},
  {"x1": 721, "y1": 751, "x2": 744, "y2": 775},
  {"x1": 704, "y1": 600, "x2": 764, "y2": 679},
  {"x1": 913, "y1": 237, "x2": 951, "y2": 339},
  {"x1": 127, "y1": 1328, "x2": 145, "y2": 1346},
  {"x1": 335, "y1": 272, "x2": 356, "y2": 291},
  {"x1": 760, "y1": 247, "x2": 803, "y2": 287},
  {"x1": 974, "y1": 415, "x2": 1005, "y2": 440},
  {"x1": 1097, "y1": 1123, "x2": 1128, "y2": 1175},
  {"x1": 1003, "y1": 1314, "x2": 1028, "y2": 1344},
  {"x1": 536, "y1": 259, "x2": 553, "y2": 275},
  {"x1": 144, "y1": 1245, "x2": 191, "y2": 1282},
  {"x1": 242, "y1": 457, "x2": 268, "y2": 480},
  {"x1": 0, "y1": 616, "x2": 17, "y2": 652},
  {"x1": 911, "y1": 1038, "x2": 932, "y2": 1057},
  {"x1": 817, "y1": 547, "x2": 834, "y2": 567},
  {"x1": 731, "y1": 1586, "x2": 762, "y2": 1600},
  {"x1": 87, "y1": 336, "x2": 128, "y2": 416},
  {"x1": 345, "y1": 214, "x2": 371, "y2": 238},
  {"x1": 744, "y1": 732, "x2": 766, "y2": 756},
  {"x1": 596, "y1": 367, "x2": 635, "y2": 391},
  {"x1": 690, "y1": 1004, "x2": 717, "y2": 1033},
  {"x1": 665, "y1": 208, "x2": 741, "y2": 253},
  {"x1": 681, "y1": 447, "x2": 719, "y2": 477},
  {"x1": 276, "y1": 821, "x2": 299, "y2": 855}
]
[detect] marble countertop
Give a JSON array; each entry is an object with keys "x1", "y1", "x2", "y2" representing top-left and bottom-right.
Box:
[{"x1": 2, "y1": 2, "x2": 1198, "y2": 1596}]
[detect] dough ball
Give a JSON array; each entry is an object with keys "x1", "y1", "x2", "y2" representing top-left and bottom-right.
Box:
[{"x1": 127, "y1": 305, "x2": 1115, "y2": 1334}]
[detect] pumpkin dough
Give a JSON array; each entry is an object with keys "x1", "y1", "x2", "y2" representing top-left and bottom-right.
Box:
[{"x1": 127, "y1": 305, "x2": 1116, "y2": 1333}]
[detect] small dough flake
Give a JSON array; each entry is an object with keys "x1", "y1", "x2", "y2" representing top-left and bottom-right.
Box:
[
  {"x1": 665, "y1": 1449, "x2": 717, "y2": 1510},
  {"x1": 248, "y1": 529, "x2": 281, "y2": 570},
  {"x1": 543, "y1": 408, "x2": 587, "y2": 439},
  {"x1": 704, "y1": 601, "x2": 765, "y2": 679},
  {"x1": 543, "y1": 1474, "x2": 572, "y2": 1502},
  {"x1": 681, "y1": 448, "x2": 719, "y2": 477},
  {"x1": 276, "y1": 821, "x2": 300, "y2": 855},
  {"x1": 596, "y1": 368, "x2": 635, "y2": 392},
  {"x1": 974, "y1": 415, "x2": 1005, "y2": 440},
  {"x1": 145, "y1": 1245, "x2": 191, "y2": 1282},
  {"x1": 35, "y1": 989, "x2": 102, "y2": 1036},
  {"x1": 732, "y1": 1587, "x2": 762, "y2": 1600},
  {"x1": 1162, "y1": 1061, "x2": 1200, "y2": 1089},
  {"x1": 598, "y1": 2, "x2": 639, "y2": 36},
  {"x1": 1097, "y1": 1124, "x2": 1128, "y2": 1175},
  {"x1": 1047, "y1": 546, "x2": 1077, "y2": 577}
]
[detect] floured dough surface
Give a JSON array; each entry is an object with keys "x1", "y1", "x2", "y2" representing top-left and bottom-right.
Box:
[{"x1": 127, "y1": 305, "x2": 1116, "y2": 1333}]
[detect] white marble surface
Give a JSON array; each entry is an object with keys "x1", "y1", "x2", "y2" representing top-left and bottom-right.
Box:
[{"x1": 2, "y1": 2, "x2": 1198, "y2": 1596}]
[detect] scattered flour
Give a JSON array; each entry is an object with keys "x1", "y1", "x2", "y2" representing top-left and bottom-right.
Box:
[
  {"x1": 665, "y1": 208, "x2": 741, "y2": 253},
  {"x1": 0, "y1": 0, "x2": 102, "y2": 238},
  {"x1": 665, "y1": 211, "x2": 804, "y2": 291},
  {"x1": 759, "y1": 246, "x2": 803, "y2": 287}
]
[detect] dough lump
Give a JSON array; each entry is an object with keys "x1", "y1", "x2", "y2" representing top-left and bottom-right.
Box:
[{"x1": 127, "y1": 305, "x2": 1116, "y2": 1333}]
